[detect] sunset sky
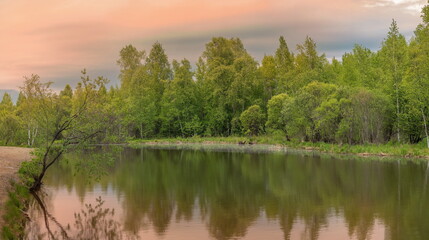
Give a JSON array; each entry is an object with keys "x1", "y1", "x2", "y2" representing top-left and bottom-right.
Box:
[{"x1": 0, "y1": 0, "x2": 427, "y2": 92}]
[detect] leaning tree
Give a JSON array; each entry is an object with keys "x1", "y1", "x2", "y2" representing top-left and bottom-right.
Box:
[{"x1": 19, "y1": 70, "x2": 110, "y2": 191}]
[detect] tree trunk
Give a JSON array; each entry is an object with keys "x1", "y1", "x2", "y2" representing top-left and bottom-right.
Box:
[
  {"x1": 178, "y1": 115, "x2": 184, "y2": 138},
  {"x1": 27, "y1": 127, "x2": 31, "y2": 146},
  {"x1": 32, "y1": 127, "x2": 38, "y2": 146},
  {"x1": 140, "y1": 123, "x2": 144, "y2": 139},
  {"x1": 421, "y1": 108, "x2": 429, "y2": 149},
  {"x1": 396, "y1": 83, "x2": 400, "y2": 142},
  {"x1": 393, "y1": 37, "x2": 400, "y2": 143}
]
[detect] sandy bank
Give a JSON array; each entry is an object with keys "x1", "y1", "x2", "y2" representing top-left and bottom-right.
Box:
[{"x1": 0, "y1": 147, "x2": 32, "y2": 228}]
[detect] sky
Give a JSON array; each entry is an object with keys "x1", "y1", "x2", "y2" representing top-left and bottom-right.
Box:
[{"x1": 0, "y1": 0, "x2": 427, "y2": 93}]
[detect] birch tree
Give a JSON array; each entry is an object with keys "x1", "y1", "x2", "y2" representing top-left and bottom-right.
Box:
[
  {"x1": 378, "y1": 19, "x2": 408, "y2": 142},
  {"x1": 404, "y1": 3, "x2": 429, "y2": 147},
  {"x1": 18, "y1": 70, "x2": 109, "y2": 191}
]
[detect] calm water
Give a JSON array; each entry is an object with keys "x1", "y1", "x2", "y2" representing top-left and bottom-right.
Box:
[{"x1": 26, "y1": 145, "x2": 429, "y2": 240}]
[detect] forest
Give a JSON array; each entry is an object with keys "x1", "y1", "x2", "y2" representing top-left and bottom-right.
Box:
[{"x1": 1, "y1": 5, "x2": 429, "y2": 148}]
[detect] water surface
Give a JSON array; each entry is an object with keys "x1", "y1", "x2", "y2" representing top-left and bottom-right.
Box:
[{"x1": 26, "y1": 145, "x2": 429, "y2": 239}]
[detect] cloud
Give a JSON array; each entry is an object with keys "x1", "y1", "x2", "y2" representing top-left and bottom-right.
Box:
[
  {"x1": 0, "y1": 0, "x2": 426, "y2": 90},
  {"x1": 364, "y1": 0, "x2": 426, "y2": 13}
]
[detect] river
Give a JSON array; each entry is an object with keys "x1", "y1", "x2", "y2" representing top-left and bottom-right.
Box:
[{"x1": 25, "y1": 145, "x2": 429, "y2": 239}]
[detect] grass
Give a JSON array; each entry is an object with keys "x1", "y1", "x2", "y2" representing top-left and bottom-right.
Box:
[
  {"x1": 129, "y1": 135, "x2": 429, "y2": 158},
  {"x1": 1, "y1": 181, "x2": 30, "y2": 240},
  {"x1": 1, "y1": 150, "x2": 40, "y2": 239}
]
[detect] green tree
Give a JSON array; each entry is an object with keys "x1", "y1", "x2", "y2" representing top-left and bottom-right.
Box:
[
  {"x1": 229, "y1": 53, "x2": 260, "y2": 128},
  {"x1": 350, "y1": 89, "x2": 393, "y2": 144},
  {"x1": 22, "y1": 70, "x2": 110, "y2": 191},
  {"x1": 18, "y1": 75, "x2": 51, "y2": 146},
  {"x1": 291, "y1": 82, "x2": 338, "y2": 141},
  {"x1": 240, "y1": 105, "x2": 265, "y2": 136},
  {"x1": 378, "y1": 19, "x2": 408, "y2": 142},
  {"x1": 0, "y1": 93, "x2": 21, "y2": 145},
  {"x1": 200, "y1": 37, "x2": 256, "y2": 135},
  {"x1": 259, "y1": 55, "x2": 277, "y2": 101},
  {"x1": 290, "y1": 36, "x2": 328, "y2": 91},
  {"x1": 266, "y1": 93, "x2": 291, "y2": 138},
  {"x1": 275, "y1": 36, "x2": 294, "y2": 74},
  {"x1": 403, "y1": 3, "x2": 429, "y2": 147},
  {"x1": 0, "y1": 114, "x2": 21, "y2": 145},
  {"x1": 340, "y1": 45, "x2": 379, "y2": 88},
  {"x1": 314, "y1": 98, "x2": 341, "y2": 142},
  {"x1": 275, "y1": 36, "x2": 294, "y2": 92},
  {"x1": 0, "y1": 92, "x2": 13, "y2": 111},
  {"x1": 117, "y1": 44, "x2": 145, "y2": 92},
  {"x1": 126, "y1": 42, "x2": 172, "y2": 137},
  {"x1": 160, "y1": 59, "x2": 203, "y2": 137}
]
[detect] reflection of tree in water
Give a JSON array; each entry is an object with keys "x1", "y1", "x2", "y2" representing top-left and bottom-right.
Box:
[
  {"x1": 73, "y1": 196, "x2": 138, "y2": 240},
  {"x1": 26, "y1": 191, "x2": 138, "y2": 240},
  {"x1": 25, "y1": 190, "x2": 62, "y2": 239},
  {"x1": 41, "y1": 147, "x2": 429, "y2": 240}
]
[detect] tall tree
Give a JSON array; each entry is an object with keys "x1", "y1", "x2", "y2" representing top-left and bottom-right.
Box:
[
  {"x1": 266, "y1": 93, "x2": 292, "y2": 139},
  {"x1": 295, "y1": 36, "x2": 326, "y2": 71},
  {"x1": 275, "y1": 36, "x2": 294, "y2": 73},
  {"x1": 117, "y1": 44, "x2": 145, "y2": 92},
  {"x1": 274, "y1": 36, "x2": 294, "y2": 92},
  {"x1": 128, "y1": 42, "x2": 172, "y2": 137},
  {"x1": 259, "y1": 55, "x2": 277, "y2": 101},
  {"x1": 341, "y1": 45, "x2": 378, "y2": 88},
  {"x1": 0, "y1": 93, "x2": 13, "y2": 110},
  {"x1": 378, "y1": 19, "x2": 408, "y2": 142},
  {"x1": 291, "y1": 37, "x2": 327, "y2": 91},
  {"x1": 404, "y1": 3, "x2": 429, "y2": 147},
  {"x1": 22, "y1": 70, "x2": 110, "y2": 191},
  {"x1": 200, "y1": 37, "x2": 255, "y2": 135},
  {"x1": 160, "y1": 59, "x2": 202, "y2": 137},
  {"x1": 0, "y1": 93, "x2": 20, "y2": 145}
]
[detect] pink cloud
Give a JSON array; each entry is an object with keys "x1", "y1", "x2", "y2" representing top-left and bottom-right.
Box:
[{"x1": 0, "y1": 0, "x2": 425, "y2": 89}]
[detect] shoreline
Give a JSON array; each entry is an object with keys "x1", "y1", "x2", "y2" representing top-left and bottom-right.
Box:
[
  {"x1": 128, "y1": 136, "x2": 429, "y2": 159},
  {"x1": 0, "y1": 147, "x2": 33, "y2": 230}
]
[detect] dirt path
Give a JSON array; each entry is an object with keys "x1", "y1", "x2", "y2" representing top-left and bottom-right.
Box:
[{"x1": 0, "y1": 147, "x2": 33, "y2": 228}]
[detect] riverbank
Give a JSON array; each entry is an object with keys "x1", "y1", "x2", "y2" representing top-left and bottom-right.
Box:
[
  {"x1": 129, "y1": 136, "x2": 429, "y2": 159},
  {"x1": 0, "y1": 147, "x2": 32, "y2": 229}
]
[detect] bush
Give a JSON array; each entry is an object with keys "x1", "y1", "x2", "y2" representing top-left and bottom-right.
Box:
[{"x1": 239, "y1": 105, "x2": 266, "y2": 136}]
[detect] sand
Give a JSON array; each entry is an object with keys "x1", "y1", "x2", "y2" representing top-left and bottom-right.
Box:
[{"x1": 0, "y1": 147, "x2": 33, "y2": 228}]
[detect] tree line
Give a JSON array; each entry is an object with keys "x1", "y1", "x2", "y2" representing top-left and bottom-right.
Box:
[{"x1": 1, "y1": 5, "x2": 429, "y2": 147}]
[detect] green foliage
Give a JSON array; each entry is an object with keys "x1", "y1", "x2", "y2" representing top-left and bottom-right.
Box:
[
  {"x1": 377, "y1": 19, "x2": 409, "y2": 142},
  {"x1": 117, "y1": 44, "x2": 145, "y2": 92},
  {"x1": 340, "y1": 45, "x2": 379, "y2": 88},
  {"x1": 288, "y1": 82, "x2": 338, "y2": 141},
  {"x1": 199, "y1": 37, "x2": 260, "y2": 135},
  {"x1": 160, "y1": 59, "x2": 203, "y2": 137},
  {"x1": 0, "y1": 93, "x2": 23, "y2": 146},
  {"x1": 3, "y1": 3, "x2": 429, "y2": 149},
  {"x1": 130, "y1": 137, "x2": 429, "y2": 157},
  {"x1": 266, "y1": 93, "x2": 291, "y2": 138},
  {"x1": 240, "y1": 105, "x2": 265, "y2": 136},
  {"x1": 18, "y1": 150, "x2": 43, "y2": 188},
  {"x1": 314, "y1": 98, "x2": 341, "y2": 142},
  {"x1": 1, "y1": 93, "x2": 13, "y2": 110},
  {"x1": 123, "y1": 42, "x2": 172, "y2": 138},
  {"x1": 0, "y1": 113, "x2": 22, "y2": 146},
  {"x1": 259, "y1": 55, "x2": 277, "y2": 101},
  {"x1": 1, "y1": 182, "x2": 30, "y2": 240}
]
